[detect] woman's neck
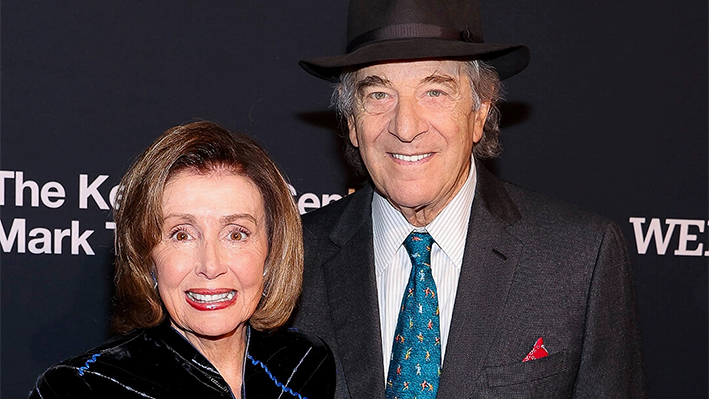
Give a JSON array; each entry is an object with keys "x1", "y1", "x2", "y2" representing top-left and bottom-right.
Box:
[{"x1": 172, "y1": 322, "x2": 248, "y2": 398}]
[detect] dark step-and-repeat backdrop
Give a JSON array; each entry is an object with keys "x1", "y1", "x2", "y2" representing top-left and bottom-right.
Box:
[{"x1": 1, "y1": 1, "x2": 707, "y2": 398}]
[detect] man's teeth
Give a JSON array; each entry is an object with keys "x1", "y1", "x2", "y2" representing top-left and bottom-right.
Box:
[
  {"x1": 187, "y1": 291, "x2": 236, "y2": 303},
  {"x1": 392, "y1": 153, "x2": 432, "y2": 162}
]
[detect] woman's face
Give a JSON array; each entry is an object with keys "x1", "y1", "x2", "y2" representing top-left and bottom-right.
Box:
[{"x1": 152, "y1": 170, "x2": 268, "y2": 340}]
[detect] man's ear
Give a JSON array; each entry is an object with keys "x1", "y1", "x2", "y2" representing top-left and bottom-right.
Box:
[
  {"x1": 472, "y1": 101, "x2": 491, "y2": 143},
  {"x1": 347, "y1": 115, "x2": 359, "y2": 147}
]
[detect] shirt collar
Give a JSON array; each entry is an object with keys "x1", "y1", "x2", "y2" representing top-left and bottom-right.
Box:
[{"x1": 372, "y1": 159, "x2": 478, "y2": 276}]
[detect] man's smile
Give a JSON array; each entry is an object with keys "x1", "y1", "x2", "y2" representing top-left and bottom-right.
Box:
[{"x1": 390, "y1": 153, "x2": 433, "y2": 162}]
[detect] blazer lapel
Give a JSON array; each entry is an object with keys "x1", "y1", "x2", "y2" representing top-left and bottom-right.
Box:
[
  {"x1": 322, "y1": 185, "x2": 386, "y2": 399},
  {"x1": 437, "y1": 165, "x2": 524, "y2": 397}
]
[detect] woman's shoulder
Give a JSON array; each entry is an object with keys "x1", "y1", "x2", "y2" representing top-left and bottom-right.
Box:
[
  {"x1": 29, "y1": 325, "x2": 212, "y2": 398},
  {"x1": 251, "y1": 327, "x2": 331, "y2": 352},
  {"x1": 247, "y1": 327, "x2": 334, "y2": 374},
  {"x1": 246, "y1": 327, "x2": 336, "y2": 399},
  {"x1": 29, "y1": 330, "x2": 148, "y2": 399}
]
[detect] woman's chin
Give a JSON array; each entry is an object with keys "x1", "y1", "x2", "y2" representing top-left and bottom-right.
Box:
[{"x1": 171, "y1": 319, "x2": 246, "y2": 342}]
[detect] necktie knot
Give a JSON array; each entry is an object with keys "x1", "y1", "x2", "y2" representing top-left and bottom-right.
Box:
[{"x1": 403, "y1": 231, "x2": 434, "y2": 268}]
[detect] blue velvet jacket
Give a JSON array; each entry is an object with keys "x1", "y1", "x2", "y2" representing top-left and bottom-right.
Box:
[{"x1": 29, "y1": 322, "x2": 335, "y2": 399}]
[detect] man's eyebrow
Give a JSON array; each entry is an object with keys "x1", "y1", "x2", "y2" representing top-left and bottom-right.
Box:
[
  {"x1": 421, "y1": 74, "x2": 458, "y2": 88},
  {"x1": 356, "y1": 75, "x2": 392, "y2": 97}
]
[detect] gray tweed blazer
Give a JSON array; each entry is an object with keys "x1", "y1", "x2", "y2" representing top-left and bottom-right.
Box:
[{"x1": 292, "y1": 165, "x2": 645, "y2": 399}]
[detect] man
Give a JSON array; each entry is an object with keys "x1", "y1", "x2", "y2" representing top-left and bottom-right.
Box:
[{"x1": 292, "y1": 0, "x2": 645, "y2": 398}]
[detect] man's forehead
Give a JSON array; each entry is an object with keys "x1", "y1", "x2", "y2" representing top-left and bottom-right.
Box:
[{"x1": 354, "y1": 59, "x2": 466, "y2": 83}]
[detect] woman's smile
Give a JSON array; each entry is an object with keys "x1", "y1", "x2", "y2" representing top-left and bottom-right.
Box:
[{"x1": 185, "y1": 289, "x2": 238, "y2": 310}]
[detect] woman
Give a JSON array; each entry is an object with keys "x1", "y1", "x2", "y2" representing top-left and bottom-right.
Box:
[{"x1": 30, "y1": 121, "x2": 335, "y2": 398}]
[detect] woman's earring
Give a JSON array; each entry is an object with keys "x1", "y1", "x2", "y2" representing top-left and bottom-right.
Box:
[{"x1": 151, "y1": 270, "x2": 158, "y2": 289}]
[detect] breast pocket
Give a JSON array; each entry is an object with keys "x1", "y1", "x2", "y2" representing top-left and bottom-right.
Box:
[{"x1": 484, "y1": 351, "x2": 566, "y2": 389}]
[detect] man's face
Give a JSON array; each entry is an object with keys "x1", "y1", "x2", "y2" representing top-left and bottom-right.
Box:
[{"x1": 348, "y1": 60, "x2": 490, "y2": 226}]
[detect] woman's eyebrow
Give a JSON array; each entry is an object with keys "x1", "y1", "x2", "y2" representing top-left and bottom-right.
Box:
[
  {"x1": 163, "y1": 213, "x2": 196, "y2": 223},
  {"x1": 221, "y1": 213, "x2": 258, "y2": 225}
]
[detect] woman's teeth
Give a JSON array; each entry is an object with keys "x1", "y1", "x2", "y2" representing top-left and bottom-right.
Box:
[{"x1": 187, "y1": 291, "x2": 236, "y2": 303}]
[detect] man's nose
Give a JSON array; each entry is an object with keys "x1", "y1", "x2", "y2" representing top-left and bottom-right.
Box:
[
  {"x1": 196, "y1": 241, "x2": 228, "y2": 279},
  {"x1": 388, "y1": 97, "x2": 428, "y2": 142}
]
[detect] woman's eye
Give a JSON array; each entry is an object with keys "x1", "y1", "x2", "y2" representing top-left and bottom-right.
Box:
[
  {"x1": 230, "y1": 230, "x2": 247, "y2": 241},
  {"x1": 170, "y1": 230, "x2": 191, "y2": 241}
]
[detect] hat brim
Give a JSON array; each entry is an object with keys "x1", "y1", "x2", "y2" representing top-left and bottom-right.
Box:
[{"x1": 300, "y1": 38, "x2": 530, "y2": 82}]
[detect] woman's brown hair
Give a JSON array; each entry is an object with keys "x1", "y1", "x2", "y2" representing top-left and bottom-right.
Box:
[{"x1": 112, "y1": 121, "x2": 302, "y2": 333}]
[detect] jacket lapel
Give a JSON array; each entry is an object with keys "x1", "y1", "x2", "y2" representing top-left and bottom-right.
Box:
[
  {"x1": 322, "y1": 185, "x2": 386, "y2": 399},
  {"x1": 437, "y1": 165, "x2": 524, "y2": 397}
]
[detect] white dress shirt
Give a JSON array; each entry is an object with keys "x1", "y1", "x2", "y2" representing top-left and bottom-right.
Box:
[{"x1": 372, "y1": 161, "x2": 477, "y2": 380}]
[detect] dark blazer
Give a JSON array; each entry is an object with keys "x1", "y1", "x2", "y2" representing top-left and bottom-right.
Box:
[
  {"x1": 29, "y1": 323, "x2": 335, "y2": 399},
  {"x1": 292, "y1": 166, "x2": 645, "y2": 398}
]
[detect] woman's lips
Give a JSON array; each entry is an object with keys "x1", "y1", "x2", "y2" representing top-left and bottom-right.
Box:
[{"x1": 185, "y1": 289, "x2": 237, "y2": 311}]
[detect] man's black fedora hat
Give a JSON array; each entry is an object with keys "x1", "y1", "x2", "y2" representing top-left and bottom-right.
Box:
[{"x1": 300, "y1": 0, "x2": 530, "y2": 82}]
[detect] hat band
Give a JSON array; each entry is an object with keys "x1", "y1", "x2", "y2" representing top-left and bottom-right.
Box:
[{"x1": 347, "y1": 23, "x2": 483, "y2": 53}]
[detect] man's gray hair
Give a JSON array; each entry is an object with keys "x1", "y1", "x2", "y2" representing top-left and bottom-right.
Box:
[{"x1": 334, "y1": 60, "x2": 503, "y2": 175}]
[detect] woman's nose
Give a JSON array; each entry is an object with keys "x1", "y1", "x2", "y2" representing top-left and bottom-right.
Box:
[{"x1": 196, "y1": 241, "x2": 228, "y2": 279}]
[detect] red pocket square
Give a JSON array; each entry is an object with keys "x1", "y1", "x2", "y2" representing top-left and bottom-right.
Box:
[{"x1": 522, "y1": 337, "x2": 549, "y2": 362}]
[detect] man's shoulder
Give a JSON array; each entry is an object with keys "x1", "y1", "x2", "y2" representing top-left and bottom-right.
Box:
[
  {"x1": 500, "y1": 181, "x2": 618, "y2": 240},
  {"x1": 301, "y1": 194, "x2": 351, "y2": 227},
  {"x1": 301, "y1": 184, "x2": 372, "y2": 234}
]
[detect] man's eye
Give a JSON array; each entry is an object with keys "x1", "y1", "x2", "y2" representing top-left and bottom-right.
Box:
[
  {"x1": 370, "y1": 92, "x2": 387, "y2": 100},
  {"x1": 427, "y1": 90, "x2": 444, "y2": 97}
]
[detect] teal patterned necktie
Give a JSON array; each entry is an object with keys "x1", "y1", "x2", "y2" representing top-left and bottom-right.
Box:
[{"x1": 386, "y1": 231, "x2": 441, "y2": 399}]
